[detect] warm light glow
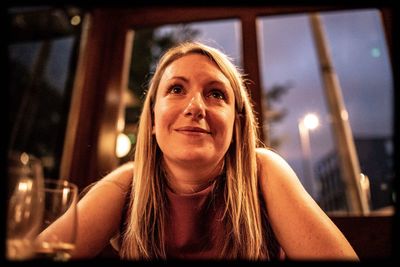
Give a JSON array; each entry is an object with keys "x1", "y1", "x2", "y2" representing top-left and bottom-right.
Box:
[
  {"x1": 70, "y1": 15, "x2": 81, "y2": 26},
  {"x1": 116, "y1": 133, "x2": 131, "y2": 158},
  {"x1": 18, "y1": 181, "x2": 29, "y2": 192},
  {"x1": 341, "y1": 110, "x2": 349, "y2": 121},
  {"x1": 360, "y1": 173, "x2": 370, "y2": 191},
  {"x1": 117, "y1": 117, "x2": 125, "y2": 132},
  {"x1": 20, "y1": 152, "x2": 29, "y2": 165},
  {"x1": 303, "y1": 113, "x2": 319, "y2": 130},
  {"x1": 62, "y1": 187, "x2": 70, "y2": 206},
  {"x1": 17, "y1": 179, "x2": 33, "y2": 194}
]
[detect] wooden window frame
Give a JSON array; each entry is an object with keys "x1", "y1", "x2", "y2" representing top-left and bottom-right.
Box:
[{"x1": 61, "y1": 5, "x2": 395, "y2": 192}]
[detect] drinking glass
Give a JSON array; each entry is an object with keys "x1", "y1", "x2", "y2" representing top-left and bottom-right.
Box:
[
  {"x1": 7, "y1": 152, "x2": 45, "y2": 260},
  {"x1": 33, "y1": 179, "x2": 78, "y2": 261}
]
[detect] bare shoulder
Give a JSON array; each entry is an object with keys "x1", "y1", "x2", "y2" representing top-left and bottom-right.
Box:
[
  {"x1": 255, "y1": 147, "x2": 306, "y2": 192},
  {"x1": 256, "y1": 147, "x2": 285, "y2": 163},
  {"x1": 256, "y1": 148, "x2": 296, "y2": 176},
  {"x1": 100, "y1": 161, "x2": 134, "y2": 192}
]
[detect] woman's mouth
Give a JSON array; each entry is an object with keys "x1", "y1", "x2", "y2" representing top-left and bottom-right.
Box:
[{"x1": 175, "y1": 126, "x2": 211, "y2": 135}]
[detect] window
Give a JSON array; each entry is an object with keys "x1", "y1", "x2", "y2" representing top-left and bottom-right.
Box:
[
  {"x1": 7, "y1": 6, "x2": 83, "y2": 179},
  {"x1": 258, "y1": 9, "x2": 394, "y2": 215}
]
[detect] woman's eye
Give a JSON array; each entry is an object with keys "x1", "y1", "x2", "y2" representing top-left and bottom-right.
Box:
[
  {"x1": 168, "y1": 85, "x2": 183, "y2": 94},
  {"x1": 208, "y1": 89, "x2": 226, "y2": 100}
]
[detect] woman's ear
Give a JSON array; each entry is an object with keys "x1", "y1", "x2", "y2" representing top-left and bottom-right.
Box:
[
  {"x1": 152, "y1": 118, "x2": 156, "y2": 135},
  {"x1": 151, "y1": 108, "x2": 156, "y2": 135}
]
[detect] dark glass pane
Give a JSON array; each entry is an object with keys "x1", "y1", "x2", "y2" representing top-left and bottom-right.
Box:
[{"x1": 8, "y1": 6, "x2": 83, "y2": 179}]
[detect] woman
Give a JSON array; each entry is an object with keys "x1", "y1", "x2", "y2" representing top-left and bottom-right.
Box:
[{"x1": 66, "y1": 41, "x2": 358, "y2": 260}]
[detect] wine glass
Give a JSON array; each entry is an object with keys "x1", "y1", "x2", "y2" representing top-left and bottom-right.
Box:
[
  {"x1": 33, "y1": 179, "x2": 78, "y2": 261},
  {"x1": 6, "y1": 152, "x2": 45, "y2": 260}
]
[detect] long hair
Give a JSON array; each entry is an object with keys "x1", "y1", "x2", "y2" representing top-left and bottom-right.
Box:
[{"x1": 120, "y1": 41, "x2": 271, "y2": 260}]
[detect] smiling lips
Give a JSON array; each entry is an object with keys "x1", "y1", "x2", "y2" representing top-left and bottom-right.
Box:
[{"x1": 175, "y1": 126, "x2": 211, "y2": 135}]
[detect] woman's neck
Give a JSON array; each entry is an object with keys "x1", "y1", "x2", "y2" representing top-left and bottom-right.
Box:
[{"x1": 162, "y1": 158, "x2": 224, "y2": 194}]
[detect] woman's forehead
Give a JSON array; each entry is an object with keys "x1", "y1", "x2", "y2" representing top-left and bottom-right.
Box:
[{"x1": 161, "y1": 54, "x2": 231, "y2": 85}]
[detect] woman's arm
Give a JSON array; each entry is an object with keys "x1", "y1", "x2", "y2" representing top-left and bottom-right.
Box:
[
  {"x1": 72, "y1": 162, "x2": 134, "y2": 258},
  {"x1": 38, "y1": 162, "x2": 134, "y2": 259},
  {"x1": 256, "y1": 148, "x2": 358, "y2": 260}
]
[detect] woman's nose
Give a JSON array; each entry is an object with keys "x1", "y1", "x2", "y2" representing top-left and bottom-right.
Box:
[{"x1": 184, "y1": 93, "x2": 206, "y2": 120}]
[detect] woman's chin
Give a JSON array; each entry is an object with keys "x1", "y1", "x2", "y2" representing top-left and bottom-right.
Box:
[
  {"x1": 178, "y1": 154, "x2": 213, "y2": 164},
  {"x1": 172, "y1": 152, "x2": 218, "y2": 166}
]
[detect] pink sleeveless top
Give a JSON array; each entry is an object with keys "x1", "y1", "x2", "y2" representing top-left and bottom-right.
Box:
[
  {"x1": 164, "y1": 181, "x2": 285, "y2": 260},
  {"x1": 116, "y1": 180, "x2": 285, "y2": 260},
  {"x1": 164, "y1": 182, "x2": 225, "y2": 259}
]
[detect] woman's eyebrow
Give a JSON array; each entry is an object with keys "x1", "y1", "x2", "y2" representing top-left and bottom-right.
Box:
[
  {"x1": 206, "y1": 80, "x2": 228, "y2": 87},
  {"x1": 167, "y1": 76, "x2": 228, "y2": 86},
  {"x1": 167, "y1": 76, "x2": 189, "y2": 82}
]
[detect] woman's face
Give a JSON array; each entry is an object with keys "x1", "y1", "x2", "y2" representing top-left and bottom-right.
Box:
[{"x1": 153, "y1": 54, "x2": 235, "y2": 168}]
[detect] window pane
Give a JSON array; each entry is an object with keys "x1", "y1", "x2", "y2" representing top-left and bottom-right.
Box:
[
  {"x1": 119, "y1": 19, "x2": 241, "y2": 162},
  {"x1": 322, "y1": 9, "x2": 394, "y2": 212},
  {"x1": 8, "y1": 7, "x2": 82, "y2": 179},
  {"x1": 258, "y1": 9, "x2": 394, "y2": 215}
]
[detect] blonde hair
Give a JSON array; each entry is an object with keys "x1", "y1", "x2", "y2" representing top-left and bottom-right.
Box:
[{"x1": 120, "y1": 41, "x2": 272, "y2": 260}]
